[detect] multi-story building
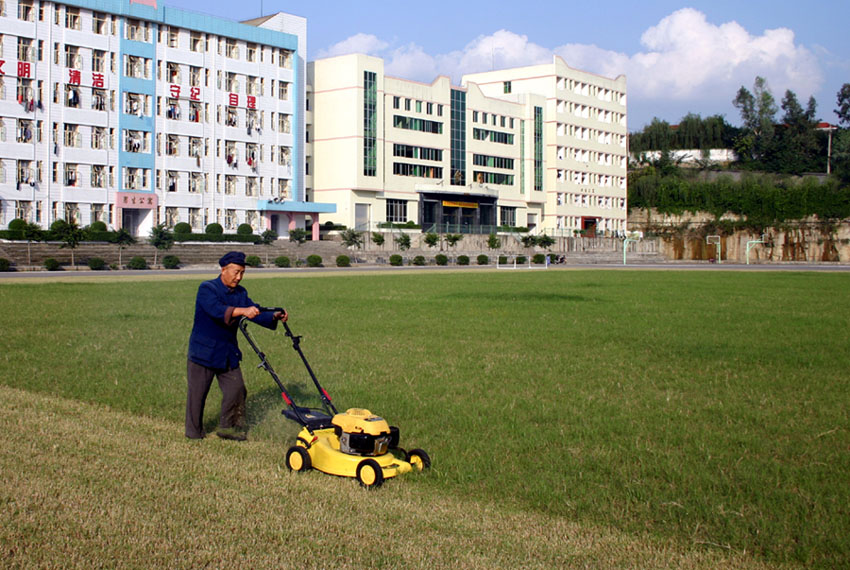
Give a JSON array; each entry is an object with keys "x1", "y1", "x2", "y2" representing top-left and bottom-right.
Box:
[
  {"x1": 308, "y1": 53, "x2": 627, "y2": 236},
  {"x1": 0, "y1": 0, "x2": 333, "y2": 237}
]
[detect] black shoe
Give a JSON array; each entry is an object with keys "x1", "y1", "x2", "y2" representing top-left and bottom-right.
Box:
[{"x1": 216, "y1": 427, "x2": 247, "y2": 441}]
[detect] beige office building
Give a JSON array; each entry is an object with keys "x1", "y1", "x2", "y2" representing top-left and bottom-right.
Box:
[{"x1": 307, "y1": 53, "x2": 627, "y2": 236}]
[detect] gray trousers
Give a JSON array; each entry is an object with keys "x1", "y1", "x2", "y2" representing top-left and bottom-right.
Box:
[{"x1": 185, "y1": 359, "x2": 247, "y2": 438}]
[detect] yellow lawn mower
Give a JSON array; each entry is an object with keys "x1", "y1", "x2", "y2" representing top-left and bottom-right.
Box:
[{"x1": 239, "y1": 308, "x2": 430, "y2": 488}]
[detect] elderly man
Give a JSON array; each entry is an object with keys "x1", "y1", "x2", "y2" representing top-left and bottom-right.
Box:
[{"x1": 185, "y1": 251, "x2": 286, "y2": 440}]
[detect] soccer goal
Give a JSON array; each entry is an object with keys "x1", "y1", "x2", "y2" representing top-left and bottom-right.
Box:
[{"x1": 706, "y1": 235, "x2": 721, "y2": 264}]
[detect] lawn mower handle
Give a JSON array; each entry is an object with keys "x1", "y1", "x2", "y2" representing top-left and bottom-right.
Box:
[{"x1": 253, "y1": 306, "x2": 338, "y2": 415}]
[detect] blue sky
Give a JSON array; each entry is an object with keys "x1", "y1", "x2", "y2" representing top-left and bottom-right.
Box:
[{"x1": 170, "y1": 0, "x2": 849, "y2": 129}]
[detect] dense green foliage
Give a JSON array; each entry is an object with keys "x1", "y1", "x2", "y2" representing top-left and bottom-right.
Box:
[
  {"x1": 457, "y1": 255, "x2": 470, "y2": 266},
  {"x1": 245, "y1": 255, "x2": 261, "y2": 268},
  {"x1": 205, "y1": 223, "x2": 223, "y2": 235},
  {"x1": 306, "y1": 254, "x2": 322, "y2": 268},
  {"x1": 412, "y1": 255, "x2": 426, "y2": 266},
  {"x1": 274, "y1": 256, "x2": 291, "y2": 268},
  {"x1": 477, "y1": 254, "x2": 489, "y2": 265},
  {"x1": 237, "y1": 223, "x2": 254, "y2": 236},
  {"x1": 389, "y1": 254, "x2": 403, "y2": 266},
  {"x1": 43, "y1": 258, "x2": 60, "y2": 271},
  {"x1": 630, "y1": 114, "x2": 740, "y2": 154},
  {"x1": 87, "y1": 257, "x2": 106, "y2": 270},
  {"x1": 335, "y1": 255, "x2": 351, "y2": 267},
  {"x1": 435, "y1": 254, "x2": 448, "y2": 266},
  {"x1": 162, "y1": 255, "x2": 181, "y2": 269},
  {"x1": 127, "y1": 256, "x2": 147, "y2": 270},
  {"x1": 0, "y1": 258, "x2": 10, "y2": 271},
  {"x1": 628, "y1": 167, "x2": 850, "y2": 226},
  {"x1": 173, "y1": 222, "x2": 192, "y2": 234}
]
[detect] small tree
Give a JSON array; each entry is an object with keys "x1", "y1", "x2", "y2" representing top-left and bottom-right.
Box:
[
  {"x1": 259, "y1": 229, "x2": 277, "y2": 264},
  {"x1": 395, "y1": 234, "x2": 411, "y2": 251},
  {"x1": 340, "y1": 228, "x2": 363, "y2": 249},
  {"x1": 537, "y1": 234, "x2": 555, "y2": 250},
  {"x1": 445, "y1": 233, "x2": 463, "y2": 249},
  {"x1": 56, "y1": 220, "x2": 85, "y2": 269},
  {"x1": 487, "y1": 233, "x2": 501, "y2": 250},
  {"x1": 289, "y1": 228, "x2": 307, "y2": 245},
  {"x1": 22, "y1": 222, "x2": 44, "y2": 266},
  {"x1": 423, "y1": 233, "x2": 439, "y2": 248},
  {"x1": 371, "y1": 232, "x2": 385, "y2": 247},
  {"x1": 112, "y1": 228, "x2": 136, "y2": 268},
  {"x1": 521, "y1": 235, "x2": 538, "y2": 248},
  {"x1": 149, "y1": 224, "x2": 174, "y2": 267}
]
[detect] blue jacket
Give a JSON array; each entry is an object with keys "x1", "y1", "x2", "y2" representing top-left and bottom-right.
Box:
[{"x1": 187, "y1": 276, "x2": 277, "y2": 369}]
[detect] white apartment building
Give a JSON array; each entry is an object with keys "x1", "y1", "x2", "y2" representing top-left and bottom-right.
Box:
[
  {"x1": 0, "y1": 0, "x2": 333, "y2": 238},
  {"x1": 308, "y1": 53, "x2": 627, "y2": 237}
]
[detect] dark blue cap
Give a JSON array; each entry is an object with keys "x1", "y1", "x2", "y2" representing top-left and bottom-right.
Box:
[{"x1": 219, "y1": 251, "x2": 246, "y2": 267}]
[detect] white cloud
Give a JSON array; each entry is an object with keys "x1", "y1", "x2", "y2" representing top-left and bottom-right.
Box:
[
  {"x1": 316, "y1": 9, "x2": 823, "y2": 124},
  {"x1": 315, "y1": 33, "x2": 389, "y2": 59}
]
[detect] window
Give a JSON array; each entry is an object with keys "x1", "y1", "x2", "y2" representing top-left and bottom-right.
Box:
[
  {"x1": 189, "y1": 101, "x2": 202, "y2": 123},
  {"x1": 386, "y1": 199, "x2": 407, "y2": 223},
  {"x1": 500, "y1": 206, "x2": 516, "y2": 227},
  {"x1": 190, "y1": 32, "x2": 203, "y2": 52},
  {"x1": 278, "y1": 49, "x2": 292, "y2": 69},
  {"x1": 93, "y1": 12, "x2": 108, "y2": 34},
  {"x1": 189, "y1": 66, "x2": 201, "y2": 87},
  {"x1": 166, "y1": 134, "x2": 179, "y2": 156},
  {"x1": 17, "y1": 160, "x2": 34, "y2": 185},
  {"x1": 247, "y1": 76, "x2": 260, "y2": 96},
  {"x1": 18, "y1": 38, "x2": 34, "y2": 62},
  {"x1": 189, "y1": 137, "x2": 203, "y2": 158},
  {"x1": 126, "y1": 19, "x2": 148, "y2": 42},
  {"x1": 225, "y1": 107, "x2": 238, "y2": 127},
  {"x1": 503, "y1": 81, "x2": 511, "y2": 94},
  {"x1": 363, "y1": 71, "x2": 377, "y2": 177},
  {"x1": 165, "y1": 207, "x2": 179, "y2": 226},
  {"x1": 125, "y1": 55, "x2": 150, "y2": 79},
  {"x1": 278, "y1": 114, "x2": 291, "y2": 133},
  {"x1": 393, "y1": 96, "x2": 400, "y2": 109},
  {"x1": 91, "y1": 165, "x2": 106, "y2": 188},
  {"x1": 278, "y1": 146, "x2": 291, "y2": 166},
  {"x1": 123, "y1": 130, "x2": 147, "y2": 152},
  {"x1": 226, "y1": 72, "x2": 239, "y2": 93},
  {"x1": 165, "y1": 98, "x2": 180, "y2": 120},
  {"x1": 92, "y1": 50, "x2": 106, "y2": 73},
  {"x1": 18, "y1": 0, "x2": 34, "y2": 21},
  {"x1": 164, "y1": 171, "x2": 178, "y2": 192},
  {"x1": 226, "y1": 38, "x2": 238, "y2": 59},
  {"x1": 246, "y1": 43, "x2": 257, "y2": 62},
  {"x1": 16, "y1": 119, "x2": 34, "y2": 143},
  {"x1": 65, "y1": 45, "x2": 81, "y2": 69},
  {"x1": 63, "y1": 124, "x2": 81, "y2": 148},
  {"x1": 278, "y1": 81, "x2": 289, "y2": 100},
  {"x1": 277, "y1": 179, "x2": 291, "y2": 199},
  {"x1": 65, "y1": 7, "x2": 80, "y2": 30},
  {"x1": 92, "y1": 127, "x2": 109, "y2": 149},
  {"x1": 64, "y1": 202, "x2": 80, "y2": 223},
  {"x1": 167, "y1": 27, "x2": 178, "y2": 48},
  {"x1": 245, "y1": 177, "x2": 258, "y2": 197},
  {"x1": 124, "y1": 168, "x2": 149, "y2": 190},
  {"x1": 224, "y1": 176, "x2": 236, "y2": 195},
  {"x1": 64, "y1": 164, "x2": 79, "y2": 187},
  {"x1": 167, "y1": 62, "x2": 181, "y2": 83}
]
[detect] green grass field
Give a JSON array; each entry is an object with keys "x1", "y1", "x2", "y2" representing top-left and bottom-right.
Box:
[{"x1": 1, "y1": 269, "x2": 848, "y2": 568}]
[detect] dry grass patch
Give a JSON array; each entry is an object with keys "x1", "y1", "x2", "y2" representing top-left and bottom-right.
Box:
[{"x1": 0, "y1": 385, "x2": 770, "y2": 569}]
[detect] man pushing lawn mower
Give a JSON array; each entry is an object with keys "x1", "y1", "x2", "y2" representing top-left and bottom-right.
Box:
[{"x1": 185, "y1": 251, "x2": 287, "y2": 441}]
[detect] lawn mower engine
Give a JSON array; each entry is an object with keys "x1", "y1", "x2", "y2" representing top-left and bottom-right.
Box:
[{"x1": 332, "y1": 408, "x2": 400, "y2": 457}]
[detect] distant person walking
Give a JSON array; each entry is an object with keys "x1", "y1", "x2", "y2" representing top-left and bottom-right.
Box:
[{"x1": 185, "y1": 251, "x2": 286, "y2": 440}]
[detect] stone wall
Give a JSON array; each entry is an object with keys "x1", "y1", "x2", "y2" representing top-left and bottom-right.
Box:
[{"x1": 627, "y1": 208, "x2": 850, "y2": 263}]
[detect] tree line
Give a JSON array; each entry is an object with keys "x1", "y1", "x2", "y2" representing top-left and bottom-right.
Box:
[{"x1": 631, "y1": 78, "x2": 850, "y2": 178}]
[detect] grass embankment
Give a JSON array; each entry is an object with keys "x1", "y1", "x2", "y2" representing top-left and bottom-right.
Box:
[{"x1": 1, "y1": 270, "x2": 848, "y2": 567}]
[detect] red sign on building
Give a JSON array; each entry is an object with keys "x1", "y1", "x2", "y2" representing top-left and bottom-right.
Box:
[
  {"x1": 68, "y1": 69, "x2": 81, "y2": 85},
  {"x1": 169, "y1": 84, "x2": 181, "y2": 98},
  {"x1": 228, "y1": 93, "x2": 238, "y2": 107},
  {"x1": 190, "y1": 87, "x2": 200, "y2": 101},
  {"x1": 17, "y1": 62, "x2": 31, "y2": 78},
  {"x1": 92, "y1": 73, "x2": 105, "y2": 88}
]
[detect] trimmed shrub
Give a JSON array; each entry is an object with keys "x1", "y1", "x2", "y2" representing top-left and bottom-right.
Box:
[
  {"x1": 44, "y1": 258, "x2": 61, "y2": 271},
  {"x1": 127, "y1": 256, "x2": 147, "y2": 270},
  {"x1": 0, "y1": 258, "x2": 11, "y2": 271},
  {"x1": 389, "y1": 254, "x2": 403, "y2": 266},
  {"x1": 498, "y1": 255, "x2": 508, "y2": 264},
  {"x1": 162, "y1": 255, "x2": 181, "y2": 269},
  {"x1": 435, "y1": 254, "x2": 448, "y2": 266},
  {"x1": 412, "y1": 255, "x2": 426, "y2": 266},
  {"x1": 205, "y1": 223, "x2": 224, "y2": 235},
  {"x1": 517, "y1": 256, "x2": 527, "y2": 264},
  {"x1": 306, "y1": 254, "x2": 322, "y2": 267},
  {"x1": 89, "y1": 221, "x2": 108, "y2": 232},
  {"x1": 336, "y1": 255, "x2": 351, "y2": 267},
  {"x1": 477, "y1": 254, "x2": 489, "y2": 265},
  {"x1": 274, "y1": 256, "x2": 291, "y2": 268},
  {"x1": 532, "y1": 253, "x2": 546, "y2": 264},
  {"x1": 237, "y1": 223, "x2": 254, "y2": 235},
  {"x1": 173, "y1": 222, "x2": 192, "y2": 234},
  {"x1": 8, "y1": 219, "x2": 26, "y2": 231},
  {"x1": 457, "y1": 255, "x2": 470, "y2": 266},
  {"x1": 87, "y1": 257, "x2": 106, "y2": 270},
  {"x1": 245, "y1": 255, "x2": 261, "y2": 268}
]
